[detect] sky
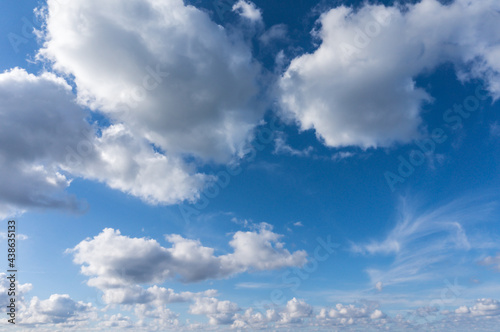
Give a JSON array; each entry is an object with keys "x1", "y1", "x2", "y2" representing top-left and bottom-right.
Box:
[{"x1": 1, "y1": 0, "x2": 500, "y2": 330}]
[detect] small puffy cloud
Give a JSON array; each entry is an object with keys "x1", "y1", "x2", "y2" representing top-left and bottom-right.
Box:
[
  {"x1": 20, "y1": 294, "x2": 96, "y2": 326},
  {"x1": 98, "y1": 313, "x2": 135, "y2": 329},
  {"x1": 455, "y1": 306, "x2": 470, "y2": 314},
  {"x1": 38, "y1": 0, "x2": 265, "y2": 163},
  {"x1": 469, "y1": 299, "x2": 500, "y2": 317},
  {"x1": 452, "y1": 299, "x2": 500, "y2": 318},
  {"x1": 222, "y1": 223, "x2": 307, "y2": 271},
  {"x1": 227, "y1": 298, "x2": 313, "y2": 327},
  {"x1": 375, "y1": 281, "x2": 383, "y2": 292},
  {"x1": 232, "y1": 0, "x2": 263, "y2": 23},
  {"x1": 260, "y1": 24, "x2": 288, "y2": 45},
  {"x1": 278, "y1": 0, "x2": 500, "y2": 149},
  {"x1": 370, "y1": 309, "x2": 385, "y2": 319},
  {"x1": 479, "y1": 253, "x2": 500, "y2": 271},
  {"x1": 0, "y1": 272, "x2": 32, "y2": 311},
  {"x1": 68, "y1": 226, "x2": 306, "y2": 304},
  {"x1": 189, "y1": 297, "x2": 240, "y2": 325},
  {"x1": 134, "y1": 304, "x2": 179, "y2": 329},
  {"x1": 278, "y1": 298, "x2": 313, "y2": 324},
  {"x1": 230, "y1": 298, "x2": 386, "y2": 329},
  {"x1": 316, "y1": 303, "x2": 387, "y2": 328},
  {"x1": 273, "y1": 131, "x2": 313, "y2": 157}
]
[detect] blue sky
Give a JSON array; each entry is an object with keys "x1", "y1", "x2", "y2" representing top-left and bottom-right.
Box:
[{"x1": 1, "y1": 0, "x2": 500, "y2": 330}]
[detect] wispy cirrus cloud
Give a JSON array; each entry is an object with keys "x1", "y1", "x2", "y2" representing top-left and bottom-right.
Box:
[{"x1": 351, "y1": 196, "x2": 498, "y2": 287}]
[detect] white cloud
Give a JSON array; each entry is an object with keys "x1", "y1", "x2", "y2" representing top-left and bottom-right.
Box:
[
  {"x1": 273, "y1": 131, "x2": 313, "y2": 157},
  {"x1": 0, "y1": 67, "x2": 214, "y2": 217},
  {"x1": 278, "y1": 0, "x2": 500, "y2": 149},
  {"x1": 260, "y1": 24, "x2": 288, "y2": 45},
  {"x1": 316, "y1": 303, "x2": 389, "y2": 329},
  {"x1": 351, "y1": 196, "x2": 496, "y2": 287},
  {"x1": 468, "y1": 299, "x2": 500, "y2": 317},
  {"x1": 232, "y1": 0, "x2": 263, "y2": 23},
  {"x1": 38, "y1": 0, "x2": 265, "y2": 163},
  {"x1": 450, "y1": 299, "x2": 500, "y2": 318},
  {"x1": 134, "y1": 303, "x2": 179, "y2": 329},
  {"x1": 68, "y1": 226, "x2": 306, "y2": 304},
  {"x1": 331, "y1": 151, "x2": 356, "y2": 161},
  {"x1": 479, "y1": 253, "x2": 500, "y2": 271},
  {"x1": 231, "y1": 298, "x2": 386, "y2": 329},
  {"x1": 0, "y1": 232, "x2": 28, "y2": 240},
  {"x1": 490, "y1": 122, "x2": 500, "y2": 137},
  {"x1": 0, "y1": 68, "x2": 89, "y2": 218},
  {"x1": 278, "y1": 298, "x2": 313, "y2": 324},
  {"x1": 20, "y1": 294, "x2": 96, "y2": 326},
  {"x1": 0, "y1": 272, "x2": 32, "y2": 313},
  {"x1": 1, "y1": 276, "x2": 97, "y2": 329},
  {"x1": 189, "y1": 297, "x2": 240, "y2": 325},
  {"x1": 98, "y1": 313, "x2": 135, "y2": 329},
  {"x1": 65, "y1": 123, "x2": 211, "y2": 205}
]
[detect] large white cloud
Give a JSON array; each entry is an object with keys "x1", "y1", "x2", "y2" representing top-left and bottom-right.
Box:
[
  {"x1": 0, "y1": 68, "x2": 90, "y2": 218},
  {"x1": 0, "y1": 68, "x2": 211, "y2": 218},
  {"x1": 38, "y1": 0, "x2": 265, "y2": 163},
  {"x1": 67, "y1": 226, "x2": 306, "y2": 304},
  {"x1": 278, "y1": 0, "x2": 500, "y2": 149},
  {"x1": 189, "y1": 297, "x2": 240, "y2": 325}
]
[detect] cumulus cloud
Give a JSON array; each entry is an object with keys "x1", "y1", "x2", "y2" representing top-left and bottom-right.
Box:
[
  {"x1": 449, "y1": 299, "x2": 500, "y2": 318},
  {"x1": 278, "y1": 0, "x2": 500, "y2": 149},
  {"x1": 216, "y1": 297, "x2": 313, "y2": 328},
  {"x1": 231, "y1": 298, "x2": 386, "y2": 329},
  {"x1": 67, "y1": 226, "x2": 306, "y2": 304},
  {"x1": 0, "y1": 274, "x2": 97, "y2": 328},
  {"x1": 20, "y1": 294, "x2": 96, "y2": 326},
  {"x1": 279, "y1": 298, "x2": 313, "y2": 324},
  {"x1": 317, "y1": 303, "x2": 385, "y2": 324},
  {"x1": 0, "y1": 68, "x2": 89, "y2": 218},
  {"x1": 232, "y1": 0, "x2": 263, "y2": 23},
  {"x1": 0, "y1": 273, "x2": 32, "y2": 313},
  {"x1": 98, "y1": 313, "x2": 135, "y2": 329},
  {"x1": 0, "y1": 68, "x2": 211, "y2": 217},
  {"x1": 466, "y1": 299, "x2": 500, "y2": 317},
  {"x1": 134, "y1": 304, "x2": 179, "y2": 329},
  {"x1": 189, "y1": 297, "x2": 240, "y2": 325},
  {"x1": 38, "y1": 0, "x2": 265, "y2": 163},
  {"x1": 65, "y1": 123, "x2": 210, "y2": 205}
]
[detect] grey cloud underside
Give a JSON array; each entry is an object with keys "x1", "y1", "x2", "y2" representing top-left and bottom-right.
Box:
[
  {"x1": 0, "y1": 69, "x2": 210, "y2": 218},
  {"x1": 68, "y1": 226, "x2": 306, "y2": 289}
]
